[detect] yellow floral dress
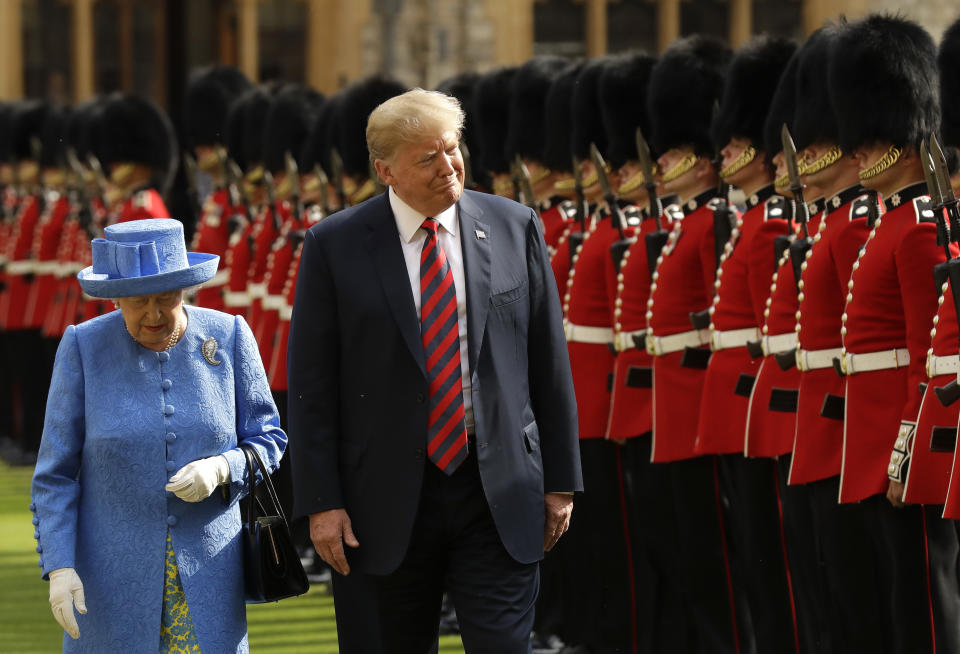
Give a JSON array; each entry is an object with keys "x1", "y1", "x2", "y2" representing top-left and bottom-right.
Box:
[{"x1": 160, "y1": 531, "x2": 201, "y2": 653}]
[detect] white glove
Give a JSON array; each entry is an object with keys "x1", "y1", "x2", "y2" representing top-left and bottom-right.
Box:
[
  {"x1": 49, "y1": 567, "x2": 86, "y2": 639},
  {"x1": 165, "y1": 454, "x2": 231, "y2": 502}
]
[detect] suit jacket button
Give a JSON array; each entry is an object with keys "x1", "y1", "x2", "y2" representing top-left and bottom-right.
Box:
[
  {"x1": 414, "y1": 448, "x2": 424, "y2": 460},
  {"x1": 417, "y1": 393, "x2": 425, "y2": 403}
]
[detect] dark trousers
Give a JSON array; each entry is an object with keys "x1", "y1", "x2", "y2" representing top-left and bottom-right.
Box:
[
  {"x1": 777, "y1": 456, "x2": 830, "y2": 654},
  {"x1": 669, "y1": 455, "x2": 750, "y2": 654},
  {"x1": 718, "y1": 454, "x2": 798, "y2": 654},
  {"x1": 374, "y1": 450, "x2": 538, "y2": 654},
  {"x1": 622, "y1": 435, "x2": 693, "y2": 654},
  {"x1": 4, "y1": 328, "x2": 49, "y2": 457}
]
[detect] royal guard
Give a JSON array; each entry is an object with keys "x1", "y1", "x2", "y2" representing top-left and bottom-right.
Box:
[
  {"x1": 696, "y1": 35, "x2": 800, "y2": 654},
  {"x1": 435, "y1": 72, "x2": 491, "y2": 194},
  {"x1": 644, "y1": 35, "x2": 752, "y2": 654},
  {"x1": 0, "y1": 100, "x2": 49, "y2": 463},
  {"x1": 183, "y1": 65, "x2": 252, "y2": 311},
  {"x1": 221, "y1": 87, "x2": 272, "y2": 318},
  {"x1": 93, "y1": 92, "x2": 174, "y2": 224},
  {"x1": 830, "y1": 15, "x2": 960, "y2": 652},
  {"x1": 599, "y1": 51, "x2": 695, "y2": 654}
]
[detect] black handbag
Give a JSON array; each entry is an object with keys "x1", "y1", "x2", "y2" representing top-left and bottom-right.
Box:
[{"x1": 240, "y1": 444, "x2": 310, "y2": 603}]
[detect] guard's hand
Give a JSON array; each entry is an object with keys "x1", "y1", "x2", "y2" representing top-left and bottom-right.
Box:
[
  {"x1": 165, "y1": 455, "x2": 231, "y2": 502},
  {"x1": 887, "y1": 480, "x2": 906, "y2": 508},
  {"x1": 49, "y1": 567, "x2": 86, "y2": 639},
  {"x1": 544, "y1": 492, "x2": 574, "y2": 552},
  {"x1": 309, "y1": 509, "x2": 360, "y2": 576}
]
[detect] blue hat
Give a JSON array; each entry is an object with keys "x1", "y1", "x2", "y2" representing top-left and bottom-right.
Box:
[{"x1": 77, "y1": 219, "x2": 219, "y2": 298}]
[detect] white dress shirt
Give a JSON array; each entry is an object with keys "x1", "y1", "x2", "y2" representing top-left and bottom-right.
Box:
[{"x1": 389, "y1": 187, "x2": 474, "y2": 433}]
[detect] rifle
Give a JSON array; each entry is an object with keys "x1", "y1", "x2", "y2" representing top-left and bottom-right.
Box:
[
  {"x1": 782, "y1": 124, "x2": 813, "y2": 292},
  {"x1": 921, "y1": 139, "x2": 953, "y2": 290},
  {"x1": 313, "y1": 164, "x2": 331, "y2": 217},
  {"x1": 66, "y1": 147, "x2": 96, "y2": 238},
  {"x1": 512, "y1": 156, "x2": 539, "y2": 212},
  {"x1": 589, "y1": 143, "x2": 633, "y2": 272},
  {"x1": 285, "y1": 152, "x2": 303, "y2": 223},
  {"x1": 635, "y1": 128, "x2": 670, "y2": 278},
  {"x1": 711, "y1": 104, "x2": 736, "y2": 273},
  {"x1": 182, "y1": 152, "x2": 203, "y2": 224},
  {"x1": 330, "y1": 148, "x2": 347, "y2": 209},
  {"x1": 567, "y1": 155, "x2": 589, "y2": 272}
]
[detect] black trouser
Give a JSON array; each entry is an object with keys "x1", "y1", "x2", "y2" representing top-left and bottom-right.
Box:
[
  {"x1": 373, "y1": 450, "x2": 538, "y2": 654},
  {"x1": 4, "y1": 328, "x2": 48, "y2": 456},
  {"x1": 622, "y1": 435, "x2": 694, "y2": 654},
  {"x1": 669, "y1": 455, "x2": 751, "y2": 654},
  {"x1": 717, "y1": 454, "x2": 796, "y2": 654},
  {"x1": 777, "y1": 456, "x2": 831, "y2": 654}
]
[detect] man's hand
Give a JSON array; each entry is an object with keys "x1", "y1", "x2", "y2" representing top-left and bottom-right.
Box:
[
  {"x1": 544, "y1": 493, "x2": 574, "y2": 552},
  {"x1": 887, "y1": 480, "x2": 906, "y2": 508},
  {"x1": 309, "y1": 509, "x2": 360, "y2": 575}
]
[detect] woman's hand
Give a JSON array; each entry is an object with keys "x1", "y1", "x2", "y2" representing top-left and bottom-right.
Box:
[
  {"x1": 165, "y1": 455, "x2": 231, "y2": 502},
  {"x1": 49, "y1": 567, "x2": 86, "y2": 639}
]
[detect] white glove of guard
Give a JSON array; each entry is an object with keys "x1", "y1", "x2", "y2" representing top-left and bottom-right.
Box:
[
  {"x1": 165, "y1": 454, "x2": 231, "y2": 502},
  {"x1": 49, "y1": 567, "x2": 86, "y2": 639}
]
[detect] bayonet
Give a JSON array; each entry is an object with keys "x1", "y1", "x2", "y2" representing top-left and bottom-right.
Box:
[
  {"x1": 285, "y1": 151, "x2": 302, "y2": 222},
  {"x1": 330, "y1": 148, "x2": 347, "y2": 209},
  {"x1": 930, "y1": 134, "x2": 960, "y2": 240},
  {"x1": 513, "y1": 155, "x2": 538, "y2": 212},
  {"x1": 314, "y1": 164, "x2": 330, "y2": 216},
  {"x1": 634, "y1": 127, "x2": 663, "y2": 230},
  {"x1": 589, "y1": 143, "x2": 626, "y2": 241},
  {"x1": 921, "y1": 139, "x2": 952, "y2": 262},
  {"x1": 781, "y1": 124, "x2": 810, "y2": 239}
]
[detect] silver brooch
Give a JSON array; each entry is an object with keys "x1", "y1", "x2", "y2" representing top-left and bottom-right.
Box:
[{"x1": 201, "y1": 337, "x2": 222, "y2": 366}]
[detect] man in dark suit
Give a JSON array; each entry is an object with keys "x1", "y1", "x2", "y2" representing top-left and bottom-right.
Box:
[{"x1": 287, "y1": 88, "x2": 582, "y2": 653}]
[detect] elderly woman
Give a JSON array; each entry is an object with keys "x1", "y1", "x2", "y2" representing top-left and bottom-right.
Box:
[{"x1": 30, "y1": 218, "x2": 287, "y2": 654}]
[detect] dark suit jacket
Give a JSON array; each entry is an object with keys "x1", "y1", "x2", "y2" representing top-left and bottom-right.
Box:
[{"x1": 288, "y1": 189, "x2": 582, "y2": 575}]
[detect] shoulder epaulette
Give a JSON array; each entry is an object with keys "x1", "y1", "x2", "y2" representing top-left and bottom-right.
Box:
[
  {"x1": 664, "y1": 204, "x2": 684, "y2": 223},
  {"x1": 914, "y1": 196, "x2": 937, "y2": 224},
  {"x1": 134, "y1": 190, "x2": 150, "y2": 209},
  {"x1": 764, "y1": 195, "x2": 787, "y2": 221},
  {"x1": 622, "y1": 205, "x2": 642, "y2": 227},
  {"x1": 849, "y1": 195, "x2": 873, "y2": 221}
]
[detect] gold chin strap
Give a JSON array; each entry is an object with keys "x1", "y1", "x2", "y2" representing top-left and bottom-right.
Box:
[
  {"x1": 580, "y1": 169, "x2": 599, "y2": 189},
  {"x1": 274, "y1": 174, "x2": 292, "y2": 199},
  {"x1": 802, "y1": 145, "x2": 843, "y2": 176},
  {"x1": 493, "y1": 177, "x2": 514, "y2": 195},
  {"x1": 660, "y1": 153, "x2": 698, "y2": 183},
  {"x1": 774, "y1": 173, "x2": 790, "y2": 190},
  {"x1": 618, "y1": 169, "x2": 646, "y2": 194},
  {"x1": 529, "y1": 167, "x2": 551, "y2": 187},
  {"x1": 302, "y1": 175, "x2": 321, "y2": 193},
  {"x1": 104, "y1": 186, "x2": 124, "y2": 207},
  {"x1": 349, "y1": 178, "x2": 378, "y2": 205},
  {"x1": 718, "y1": 145, "x2": 756, "y2": 180},
  {"x1": 858, "y1": 145, "x2": 903, "y2": 181},
  {"x1": 196, "y1": 149, "x2": 221, "y2": 173},
  {"x1": 18, "y1": 160, "x2": 40, "y2": 185},
  {"x1": 553, "y1": 176, "x2": 576, "y2": 192},
  {"x1": 43, "y1": 169, "x2": 65, "y2": 188},
  {"x1": 110, "y1": 163, "x2": 135, "y2": 188}
]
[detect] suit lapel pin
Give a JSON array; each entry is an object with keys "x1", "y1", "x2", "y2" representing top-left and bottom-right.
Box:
[
  {"x1": 201, "y1": 337, "x2": 222, "y2": 366},
  {"x1": 475, "y1": 229, "x2": 486, "y2": 240}
]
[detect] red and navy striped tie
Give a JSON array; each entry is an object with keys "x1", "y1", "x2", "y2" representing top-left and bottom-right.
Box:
[{"x1": 420, "y1": 218, "x2": 468, "y2": 474}]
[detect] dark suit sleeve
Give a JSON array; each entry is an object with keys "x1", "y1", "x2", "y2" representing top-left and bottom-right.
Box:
[
  {"x1": 524, "y1": 208, "x2": 583, "y2": 493},
  {"x1": 287, "y1": 228, "x2": 344, "y2": 518}
]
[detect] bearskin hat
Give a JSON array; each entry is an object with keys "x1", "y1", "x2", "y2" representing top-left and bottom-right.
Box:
[
  {"x1": 541, "y1": 61, "x2": 585, "y2": 172},
  {"x1": 262, "y1": 83, "x2": 325, "y2": 173},
  {"x1": 224, "y1": 87, "x2": 272, "y2": 171},
  {"x1": 712, "y1": 35, "x2": 796, "y2": 152},
  {"x1": 762, "y1": 50, "x2": 800, "y2": 157},
  {"x1": 790, "y1": 26, "x2": 844, "y2": 151},
  {"x1": 300, "y1": 91, "x2": 341, "y2": 174},
  {"x1": 0, "y1": 103, "x2": 15, "y2": 163},
  {"x1": 62, "y1": 99, "x2": 104, "y2": 163},
  {"x1": 337, "y1": 75, "x2": 407, "y2": 178},
  {"x1": 39, "y1": 106, "x2": 71, "y2": 169},
  {"x1": 939, "y1": 17, "x2": 960, "y2": 148},
  {"x1": 571, "y1": 56, "x2": 613, "y2": 161},
  {"x1": 474, "y1": 67, "x2": 517, "y2": 175},
  {"x1": 598, "y1": 52, "x2": 657, "y2": 168},
  {"x1": 11, "y1": 100, "x2": 50, "y2": 161},
  {"x1": 829, "y1": 14, "x2": 939, "y2": 153},
  {"x1": 436, "y1": 71, "x2": 490, "y2": 189},
  {"x1": 505, "y1": 56, "x2": 567, "y2": 163},
  {"x1": 94, "y1": 92, "x2": 176, "y2": 178},
  {"x1": 647, "y1": 35, "x2": 731, "y2": 157},
  {"x1": 184, "y1": 66, "x2": 252, "y2": 149}
]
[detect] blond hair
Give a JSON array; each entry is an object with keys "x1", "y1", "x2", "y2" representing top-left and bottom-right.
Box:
[{"x1": 366, "y1": 88, "x2": 465, "y2": 164}]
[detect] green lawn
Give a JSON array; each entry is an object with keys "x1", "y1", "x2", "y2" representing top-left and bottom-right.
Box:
[{"x1": 0, "y1": 461, "x2": 464, "y2": 653}]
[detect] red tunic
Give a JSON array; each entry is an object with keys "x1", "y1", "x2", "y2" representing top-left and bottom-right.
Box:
[
  {"x1": 24, "y1": 192, "x2": 71, "y2": 329},
  {"x1": 790, "y1": 188, "x2": 872, "y2": 483},
  {"x1": 840, "y1": 184, "x2": 945, "y2": 503},
  {"x1": 246, "y1": 202, "x2": 286, "y2": 340},
  {"x1": 550, "y1": 220, "x2": 586, "y2": 299},
  {"x1": 222, "y1": 211, "x2": 253, "y2": 317},
  {"x1": 113, "y1": 188, "x2": 169, "y2": 223},
  {"x1": 0, "y1": 194, "x2": 41, "y2": 330},
  {"x1": 256, "y1": 203, "x2": 303, "y2": 379},
  {"x1": 606, "y1": 207, "x2": 678, "y2": 440},
  {"x1": 648, "y1": 190, "x2": 719, "y2": 462},
  {"x1": 539, "y1": 197, "x2": 576, "y2": 255},
  {"x1": 697, "y1": 188, "x2": 781, "y2": 455},
  {"x1": 191, "y1": 188, "x2": 235, "y2": 312}
]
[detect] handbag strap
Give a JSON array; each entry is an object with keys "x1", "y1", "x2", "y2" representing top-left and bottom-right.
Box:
[{"x1": 240, "y1": 444, "x2": 289, "y2": 528}]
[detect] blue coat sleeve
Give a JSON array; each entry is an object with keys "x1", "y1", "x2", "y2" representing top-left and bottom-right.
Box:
[
  {"x1": 221, "y1": 315, "x2": 287, "y2": 504},
  {"x1": 30, "y1": 325, "x2": 85, "y2": 578}
]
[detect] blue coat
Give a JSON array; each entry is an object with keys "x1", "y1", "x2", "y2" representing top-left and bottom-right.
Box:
[{"x1": 31, "y1": 306, "x2": 286, "y2": 654}]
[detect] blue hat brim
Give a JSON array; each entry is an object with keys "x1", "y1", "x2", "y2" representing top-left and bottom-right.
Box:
[{"x1": 77, "y1": 252, "x2": 220, "y2": 299}]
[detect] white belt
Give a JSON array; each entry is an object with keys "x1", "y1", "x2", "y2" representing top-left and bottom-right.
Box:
[
  {"x1": 564, "y1": 322, "x2": 614, "y2": 345},
  {"x1": 763, "y1": 332, "x2": 797, "y2": 356},
  {"x1": 841, "y1": 348, "x2": 910, "y2": 375},
  {"x1": 711, "y1": 327, "x2": 759, "y2": 351},
  {"x1": 223, "y1": 290, "x2": 250, "y2": 307},
  {"x1": 262, "y1": 294, "x2": 286, "y2": 311},
  {"x1": 32, "y1": 260, "x2": 60, "y2": 275},
  {"x1": 247, "y1": 282, "x2": 268, "y2": 299},
  {"x1": 927, "y1": 353, "x2": 960, "y2": 377},
  {"x1": 614, "y1": 329, "x2": 646, "y2": 352},
  {"x1": 5, "y1": 260, "x2": 34, "y2": 275},
  {"x1": 279, "y1": 304, "x2": 293, "y2": 321},
  {"x1": 206, "y1": 269, "x2": 230, "y2": 288},
  {"x1": 797, "y1": 347, "x2": 843, "y2": 371},
  {"x1": 648, "y1": 329, "x2": 710, "y2": 356}
]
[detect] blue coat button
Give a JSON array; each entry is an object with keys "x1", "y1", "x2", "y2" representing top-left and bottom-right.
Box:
[
  {"x1": 166, "y1": 461, "x2": 177, "y2": 472},
  {"x1": 158, "y1": 351, "x2": 170, "y2": 363},
  {"x1": 162, "y1": 379, "x2": 172, "y2": 391},
  {"x1": 38, "y1": 560, "x2": 43, "y2": 567},
  {"x1": 36, "y1": 545, "x2": 42, "y2": 553},
  {"x1": 167, "y1": 515, "x2": 177, "y2": 526},
  {"x1": 32, "y1": 516, "x2": 39, "y2": 525},
  {"x1": 34, "y1": 530, "x2": 40, "y2": 539},
  {"x1": 29, "y1": 503, "x2": 36, "y2": 511},
  {"x1": 165, "y1": 432, "x2": 176, "y2": 443},
  {"x1": 164, "y1": 405, "x2": 175, "y2": 416}
]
